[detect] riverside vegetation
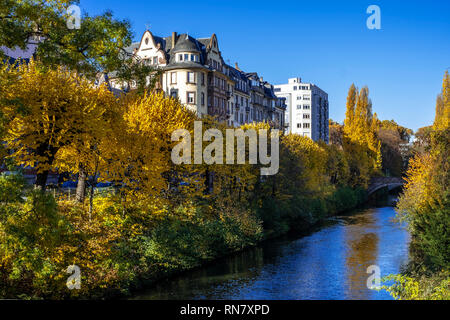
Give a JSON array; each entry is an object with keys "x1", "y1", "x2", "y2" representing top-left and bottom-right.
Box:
[
  {"x1": 0, "y1": 59, "x2": 382, "y2": 299},
  {"x1": 380, "y1": 72, "x2": 450, "y2": 300},
  {"x1": 0, "y1": 0, "x2": 447, "y2": 300}
]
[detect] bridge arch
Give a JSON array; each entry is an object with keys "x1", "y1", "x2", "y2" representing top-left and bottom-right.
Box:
[{"x1": 367, "y1": 177, "x2": 405, "y2": 196}]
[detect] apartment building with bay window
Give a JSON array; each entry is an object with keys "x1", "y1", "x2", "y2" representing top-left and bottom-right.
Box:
[{"x1": 109, "y1": 30, "x2": 286, "y2": 129}]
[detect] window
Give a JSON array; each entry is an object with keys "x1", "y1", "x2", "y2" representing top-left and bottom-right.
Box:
[
  {"x1": 293, "y1": 86, "x2": 297, "y2": 90},
  {"x1": 274, "y1": 88, "x2": 281, "y2": 92},
  {"x1": 297, "y1": 96, "x2": 302, "y2": 100},
  {"x1": 187, "y1": 92, "x2": 196, "y2": 104},
  {"x1": 303, "y1": 114, "x2": 311, "y2": 119},
  {"x1": 297, "y1": 123, "x2": 301, "y2": 128},
  {"x1": 201, "y1": 73, "x2": 205, "y2": 85},
  {"x1": 303, "y1": 123, "x2": 310, "y2": 129},
  {"x1": 170, "y1": 89, "x2": 178, "y2": 99},
  {"x1": 303, "y1": 95, "x2": 311, "y2": 100},
  {"x1": 297, "y1": 105, "x2": 302, "y2": 110},
  {"x1": 201, "y1": 92, "x2": 205, "y2": 106},
  {"x1": 170, "y1": 72, "x2": 177, "y2": 84},
  {"x1": 184, "y1": 54, "x2": 189, "y2": 61},
  {"x1": 303, "y1": 105, "x2": 311, "y2": 110},
  {"x1": 153, "y1": 57, "x2": 158, "y2": 65},
  {"x1": 187, "y1": 72, "x2": 196, "y2": 84},
  {"x1": 178, "y1": 54, "x2": 183, "y2": 62}
]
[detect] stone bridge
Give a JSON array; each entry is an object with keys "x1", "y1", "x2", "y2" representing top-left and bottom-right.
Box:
[{"x1": 367, "y1": 177, "x2": 405, "y2": 196}]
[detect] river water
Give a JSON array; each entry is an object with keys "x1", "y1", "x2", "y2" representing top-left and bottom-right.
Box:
[{"x1": 133, "y1": 196, "x2": 410, "y2": 300}]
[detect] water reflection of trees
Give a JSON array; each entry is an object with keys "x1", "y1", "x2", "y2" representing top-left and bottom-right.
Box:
[
  {"x1": 137, "y1": 246, "x2": 265, "y2": 299},
  {"x1": 344, "y1": 211, "x2": 379, "y2": 300}
]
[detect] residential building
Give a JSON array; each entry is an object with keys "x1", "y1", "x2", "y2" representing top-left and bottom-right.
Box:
[
  {"x1": 110, "y1": 30, "x2": 286, "y2": 128},
  {"x1": 274, "y1": 77, "x2": 329, "y2": 142}
]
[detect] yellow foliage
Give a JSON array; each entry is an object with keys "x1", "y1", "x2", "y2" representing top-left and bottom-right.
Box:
[{"x1": 0, "y1": 60, "x2": 115, "y2": 176}]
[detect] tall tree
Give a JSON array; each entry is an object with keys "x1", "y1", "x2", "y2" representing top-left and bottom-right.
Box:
[
  {"x1": 1, "y1": 0, "x2": 159, "y2": 192},
  {"x1": 344, "y1": 84, "x2": 357, "y2": 130},
  {"x1": 343, "y1": 84, "x2": 382, "y2": 183},
  {"x1": 0, "y1": 60, "x2": 115, "y2": 190},
  {"x1": 434, "y1": 71, "x2": 449, "y2": 131}
]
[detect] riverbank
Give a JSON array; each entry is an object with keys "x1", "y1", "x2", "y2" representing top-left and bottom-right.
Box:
[
  {"x1": 132, "y1": 195, "x2": 409, "y2": 300},
  {"x1": 0, "y1": 173, "x2": 370, "y2": 300},
  {"x1": 122, "y1": 187, "x2": 369, "y2": 299}
]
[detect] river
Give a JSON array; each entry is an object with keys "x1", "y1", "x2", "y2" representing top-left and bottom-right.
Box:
[{"x1": 133, "y1": 196, "x2": 410, "y2": 300}]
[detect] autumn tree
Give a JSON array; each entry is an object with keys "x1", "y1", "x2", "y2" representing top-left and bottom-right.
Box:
[
  {"x1": 397, "y1": 71, "x2": 450, "y2": 269},
  {"x1": 0, "y1": 60, "x2": 115, "y2": 190},
  {"x1": 99, "y1": 92, "x2": 200, "y2": 212},
  {"x1": 434, "y1": 71, "x2": 449, "y2": 131},
  {"x1": 342, "y1": 85, "x2": 382, "y2": 185},
  {"x1": 1, "y1": 0, "x2": 161, "y2": 192},
  {"x1": 329, "y1": 119, "x2": 344, "y2": 147}
]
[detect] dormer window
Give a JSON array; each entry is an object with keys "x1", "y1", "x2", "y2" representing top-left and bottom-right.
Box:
[{"x1": 178, "y1": 53, "x2": 199, "y2": 63}]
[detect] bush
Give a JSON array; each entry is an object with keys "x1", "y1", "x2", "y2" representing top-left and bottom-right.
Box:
[
  {"x1": 0, "y1": 172, "x2": 26, "y2": 203},
  {"x1": 382, "y1": 271, "x2": 450, "y2": 300}
]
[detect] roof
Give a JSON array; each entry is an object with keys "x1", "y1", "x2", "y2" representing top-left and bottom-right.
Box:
[
  {"x1": 163, "y1": 62, "x2": 210, "y2": 71},
  {"x1": 171, "y1": 34, "x2": 202, "y2": 54}
]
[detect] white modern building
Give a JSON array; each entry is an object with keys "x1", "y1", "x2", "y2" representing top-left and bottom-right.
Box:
[{"x1": 274, "y1": 77, "x2": 329, "y2": 142}]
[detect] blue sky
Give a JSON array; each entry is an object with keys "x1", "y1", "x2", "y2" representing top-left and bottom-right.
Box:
[{"x1": 80, "y1": 0, "x2": 449, "y2": 131}]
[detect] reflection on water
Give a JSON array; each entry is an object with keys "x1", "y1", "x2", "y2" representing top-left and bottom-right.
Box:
[{"x1": 133, "y1": 198, "x2": 410, "y2": 300}]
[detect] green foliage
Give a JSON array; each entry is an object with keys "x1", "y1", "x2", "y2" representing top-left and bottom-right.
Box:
[
  {"x1": 0, "y1": 172, "x2": 26, "y2": 203},
  {"x1": 409, "y1": 196, "x2": 450, "y2": 268},
  {"x1": 0, "y1": 0, "x2": 158, "y2": 90},
  {"x1": 257, "y1": 187, "x2": 366, "y2": 237},
  {"x1": 0, "y1": 190, "x2": 72, "y2": 298}
]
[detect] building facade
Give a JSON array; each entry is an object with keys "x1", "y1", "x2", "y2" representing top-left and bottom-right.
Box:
[
  {"x1": 274, "y1": 77, "x2": 329, "y2": 142},
  {"x1": 110, "y1": 30, "x2": 286, "y2": 129}
]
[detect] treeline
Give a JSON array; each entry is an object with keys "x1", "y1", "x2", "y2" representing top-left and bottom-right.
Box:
[
  {"x1": 330, "y1": 85, "x2": 413, "y2": 179},
  {"x1": 382, "y1": 72, "x2": 449, "y2": 300},
  {"x1": 0, "y1": 60, "x2": 379, "y2": 299}
]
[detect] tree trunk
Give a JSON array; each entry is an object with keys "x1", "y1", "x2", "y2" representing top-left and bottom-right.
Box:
[
  {"x1": 35, "y1": 171, "x2": 50, "y2": 191},
  {"x1": 76, "y1": 164, "x2": 87, "y2": 203},
  {"x1": 88, "y1": 182, "x2": 94, "y2": 221},
  {"x1": 34, "y1": 143, "x2": 58, "y2": 191}
]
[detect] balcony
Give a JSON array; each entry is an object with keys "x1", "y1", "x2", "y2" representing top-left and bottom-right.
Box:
[{"x1": 245, "y1": 106, "x2": 251, "y2": 113}]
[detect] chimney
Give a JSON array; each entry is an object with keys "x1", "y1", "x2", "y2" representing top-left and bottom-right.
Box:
[
  {"x1": 235, "y1": 62, "x2": 241, "y2": 71},
  {"x1": 260, "y1": 77, "x2": 264, "y2": 82},
  {"x1": 172, "y1": 32, "x2": 177, "y2": 48}
]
